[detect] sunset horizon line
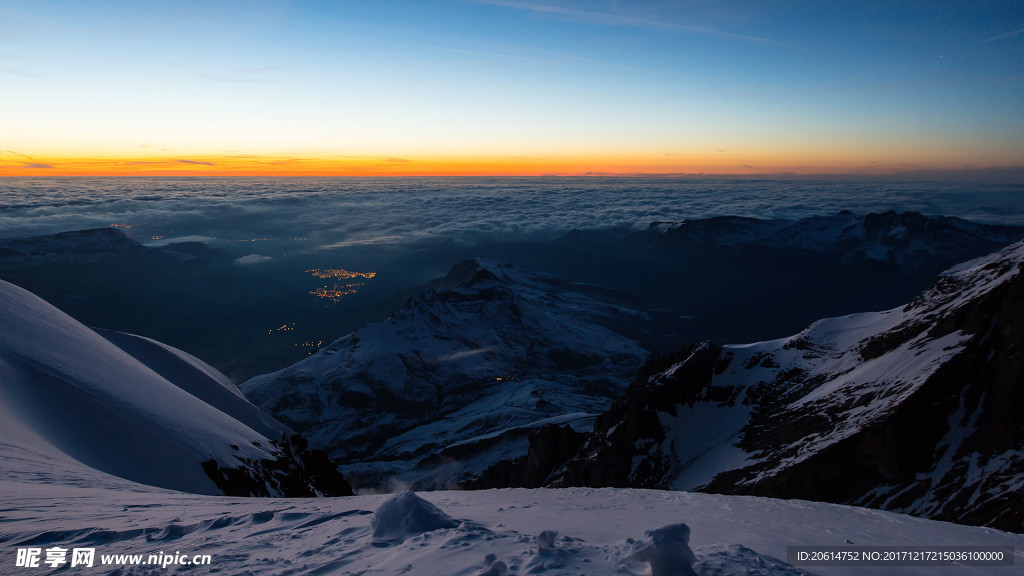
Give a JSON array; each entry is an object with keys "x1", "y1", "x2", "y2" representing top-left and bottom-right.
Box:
[{"x1": 3, "y1": 156, "x2": 1022, "y2": 182}]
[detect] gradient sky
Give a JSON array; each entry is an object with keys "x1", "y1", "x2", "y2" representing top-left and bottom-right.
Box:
[{"x1": 1, "y1": 0, "x2": 1022, "y2": 176}]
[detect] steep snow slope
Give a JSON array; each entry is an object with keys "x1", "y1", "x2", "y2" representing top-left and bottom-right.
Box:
[
  {"x1": 244, "y1": 259, "x2": 650, "y2": 489},
  {"x1": 94, "y1": 329, "x2": 288, "y2": 439},
  {"x1": 544, "y1": 240, "x2": 1024, "y2": 532},
  {"x1": 0, "y1": 279, "x2": 350, "y2": 496}
]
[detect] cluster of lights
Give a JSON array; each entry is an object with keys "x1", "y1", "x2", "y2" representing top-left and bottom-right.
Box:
[
  {"x1": 306, "y1": 267, "x2": 377, "y2": 304},
  {"x1": 306, "y1": 268, "x2": 377, "y2": 280},
  {"x1": 265, "y1": 326, "x2": 322, "y2": 356},
  {"x1": 309, "y1": 284, "x2": 361, "y2": 304},
  {"x1": 267, "y1": 322, "x2": 296, "y2": 334},
  {"x1": 295, "y1": 340, "x2": 323, "y2": 355}
]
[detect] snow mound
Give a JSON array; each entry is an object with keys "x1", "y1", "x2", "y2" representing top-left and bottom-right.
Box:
[
  {"x1": 479, "y1": 554, "x2": 509, "y2": 575},
  {"x1": 371, "y1": 490, "x2": 459, "y2": 542},
  {"x1": 625, "y1": 523, "x2": 698, "y2": 576},
  {"x1": 537, "y1": 529, "x2": 559, "y2": 552}
]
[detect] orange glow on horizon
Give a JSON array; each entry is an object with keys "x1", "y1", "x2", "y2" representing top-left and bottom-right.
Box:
[{"x1": 0, "y1": 152, "x2": 1013, "y2": 178}]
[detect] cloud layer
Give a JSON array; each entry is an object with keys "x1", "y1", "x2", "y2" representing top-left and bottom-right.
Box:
[{"x1": 2, "y1": 178, "x2": 1024, "y2": 249}]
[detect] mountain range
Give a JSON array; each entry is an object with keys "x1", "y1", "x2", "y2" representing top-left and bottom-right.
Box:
[
  {"x1": 478, "y1": 210, "x2": 1024, "y2": 348},
  {"x1": 3, "y1": 211, "x2": 1022, "y2": 533},
  {"x1": 473, "y1": 239, "x2": 1024, "y2": 533}
]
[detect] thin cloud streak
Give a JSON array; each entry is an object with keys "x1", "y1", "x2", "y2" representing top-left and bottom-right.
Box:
[
  {"x1": 980, "y1": 27, "x2": 1024, "y2": 44},
  {"x1": 0, "y1": 151, "x2": 52, "y2": 169},
  {"x1": 473, "y1": 0, "x2": 785, "y2": 46},
  {"x1": 0, "y1": 66, "x2": 36, "y2": 77},
  {"x1": 197, "y1": 66, "x2": 284, "y2": 84},
  {"x1": 320, "y1": 235, "x2": 406, "y2": 249},
  {"x1": 434, "y1": 45, "x2": 613, "y2": 67},
  {"x1": 4, "y1": 150, "x2": 36, "y2": 161}
]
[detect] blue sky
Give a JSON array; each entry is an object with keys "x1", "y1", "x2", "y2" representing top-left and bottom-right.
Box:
[{"x1": 1, "y1": 0, "x2": 1021, "y2": 175}]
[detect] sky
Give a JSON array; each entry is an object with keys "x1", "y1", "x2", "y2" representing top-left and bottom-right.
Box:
[{"x1": 1, "y1": 0, "x2": 1022, "y2": 177}]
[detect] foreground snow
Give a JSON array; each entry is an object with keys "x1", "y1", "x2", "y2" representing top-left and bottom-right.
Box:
[
  {"x1": 4, "y1": 429, "x2": 1019, "y2": 574},
  {"x1": 1, "y1": 446, "x2": 1021, "y2": 576}
]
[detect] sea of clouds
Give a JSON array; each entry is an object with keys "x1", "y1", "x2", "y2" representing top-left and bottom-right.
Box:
[{"x1": 3, "y1": 177, "x2": 1023, "y2": 249}]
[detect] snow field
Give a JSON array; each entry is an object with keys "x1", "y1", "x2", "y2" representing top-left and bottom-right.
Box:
[{"x1": 3, "y1": 477, "x2": 1022, "y2": 575}]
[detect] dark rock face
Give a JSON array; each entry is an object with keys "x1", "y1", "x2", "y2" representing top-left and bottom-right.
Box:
[
  {"x1": 466, "y1": 424, "x2": 587, "y2": 489},
  {"x1": 543, "y1": 343, "x2": 729, "y2": 489},
  {"x1": 202, "y1": 435, "x2": 354, "y2": 497},
  {"x1": 481, "y1": 241, "x2": 1024, "y2": 533}
]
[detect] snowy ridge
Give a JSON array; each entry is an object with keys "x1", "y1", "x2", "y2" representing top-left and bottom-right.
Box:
[
  {"x1": 0, "y1": 227, "x2": 147, "y2": 268},
  {"x1": 243, "y1": 258, "x2": 650, "y2": 489},
  {"x1": 0, "y1": 279, "x2": 350, "y2": 497},
  {"x1": 94, "y1": 329, "x2": 288, "y2": 439},
  {"x1": 543, "y1": 240, "x2": 1024, "y2": 532},
  {"x1": 659, "y1": 211, "x2": 1024, "y2": 273}
]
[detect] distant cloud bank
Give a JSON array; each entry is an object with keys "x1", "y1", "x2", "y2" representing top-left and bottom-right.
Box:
[{"x1": 2, "y1": 178, "x2": 1024, "y2": 248}]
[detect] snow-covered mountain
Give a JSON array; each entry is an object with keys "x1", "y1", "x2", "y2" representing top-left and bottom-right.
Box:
[
  {"x1": 243, "y1": 259, "x2": 651, "y2": 489},
  {"x1": 0, "y1": 278, "x2": 352, "y2": 497},
  {"x1": 497, "y1": 240, "x2": 1024, "y2": 532}
]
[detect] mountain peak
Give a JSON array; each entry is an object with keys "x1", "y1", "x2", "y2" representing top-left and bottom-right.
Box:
[{"x1": 243, "y1": 259, "x2": 650, "y2": 490}]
